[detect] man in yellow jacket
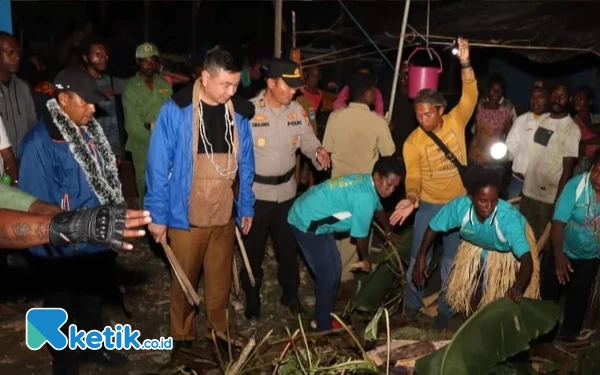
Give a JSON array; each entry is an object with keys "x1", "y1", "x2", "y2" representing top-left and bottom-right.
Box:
[{"x1": 390, "y1": 39, "x2": 478, "y2": 329}]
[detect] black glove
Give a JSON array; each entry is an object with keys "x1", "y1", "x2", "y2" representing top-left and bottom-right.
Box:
[{"x1": 49, "y1": 203, "x2": 127, "y2": 250}]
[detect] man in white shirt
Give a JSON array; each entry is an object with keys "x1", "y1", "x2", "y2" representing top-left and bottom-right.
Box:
[
  {"x1": 505, "y1": 82, "x2": 550, "y2": 199},
  {"x1": 520, "y1": 82, "x2": 580, "y2": 241},
  {"x1": 0, "y1": 115, "x2": 17, "y2": 184}
]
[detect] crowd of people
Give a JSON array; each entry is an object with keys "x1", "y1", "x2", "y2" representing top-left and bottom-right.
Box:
[{"x1": 1, "y1": 28, "x2": 599, "y2": 374}]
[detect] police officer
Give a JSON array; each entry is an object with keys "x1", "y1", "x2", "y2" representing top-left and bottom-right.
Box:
[{"x1": 243, "y1": 58, "x2": 331, "y2": 319}]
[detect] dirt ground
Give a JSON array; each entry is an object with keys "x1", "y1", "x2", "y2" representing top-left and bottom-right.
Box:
[
  {"x1": 2, "y1": 228, "x2": 598, "y2": 374},
  {"x1": 0, "y1": 232, "x2": 382, "y2": 375}
]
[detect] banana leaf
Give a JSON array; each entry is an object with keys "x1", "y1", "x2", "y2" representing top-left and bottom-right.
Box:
[
  {"x1": 351, "y1": 228, "x2": 413, "y2": 313},
  {"x1": 415, "y1": 298, "x2": 560, "y2": 375},
  {"x1": 364, "y1": 308, "x2": 385, "y2": 342}
]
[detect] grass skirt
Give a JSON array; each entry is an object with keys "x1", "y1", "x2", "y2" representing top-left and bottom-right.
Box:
[{"x1": 445, "y1": 224, "x2": 540, "y2": 316}]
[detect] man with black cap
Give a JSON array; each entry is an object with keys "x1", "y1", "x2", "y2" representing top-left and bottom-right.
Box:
[
  {"x1": 18, "y1": 67, "x2": 129, "y2": 374},
  {"x1": 243, "y1": 58, "x2": 330, "y2": 320}
]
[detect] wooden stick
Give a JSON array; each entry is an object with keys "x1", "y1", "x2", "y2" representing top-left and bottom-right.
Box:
[
  {"x1": 268, "y1": 326, "x2": 351, "y2": 346},
  {"x1": 372, "y1": 222, "x2": 428, "y2": 310},
  {"x1": 536, "y1": 223, "x2": 552, "y2": 252},
  {"x1": 160, "y1": 238, "x2": 201, "y2": 308},
  {"x1": 272, "y1": 330, "x2": 300, "y2": 375},
  {"x1": 232, "y1": 255, "x2": 240, "y2": 297},
  {"x1": 235, "y1": 227, "x2": 256, "y2": 287},
  {"x1": 508, "y1": 196, "x2": 522, "y2": 205}
]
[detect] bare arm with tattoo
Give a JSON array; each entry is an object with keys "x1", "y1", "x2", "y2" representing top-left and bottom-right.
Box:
[{"x1": 0, "y1": 210, "x2": 53, "y2": 248}]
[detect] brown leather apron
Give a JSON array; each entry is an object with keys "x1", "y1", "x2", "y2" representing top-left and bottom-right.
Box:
[{"x1": 188, "y1": 80, "x2": 239, "y2": 227}]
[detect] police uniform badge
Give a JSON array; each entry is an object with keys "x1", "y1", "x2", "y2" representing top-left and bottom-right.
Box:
[{"x1": 259, "y1": 99, "x2": 266, "y2": 108}]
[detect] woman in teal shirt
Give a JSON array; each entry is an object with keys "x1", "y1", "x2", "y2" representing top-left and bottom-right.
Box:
[
  {"x1": 549, "y1": 150, "x2": 600, "y2": 341},
  {"x1": 412, "y1": 165, "x2": 538, "y2": 318}
]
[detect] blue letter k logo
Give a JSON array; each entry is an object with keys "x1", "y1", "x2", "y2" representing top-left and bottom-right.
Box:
[{"x1": 26, "y1": 308, "x2": 68, "y2": 350}]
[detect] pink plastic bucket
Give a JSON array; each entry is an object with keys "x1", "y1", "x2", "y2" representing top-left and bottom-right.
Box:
[{"x1": 405, "y1": 47, "x2": 443, "y2": 99}]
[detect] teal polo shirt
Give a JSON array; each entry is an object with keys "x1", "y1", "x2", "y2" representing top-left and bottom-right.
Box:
[
  {"x1": 287, "y1": 174, "x2": 383, "y2": 238},
  {"x1": 429, "y1": 195, "x2": 530, "y2": 258},
  {"x1": 553, "y1": 173, "x2": 600, "y2": 260}
]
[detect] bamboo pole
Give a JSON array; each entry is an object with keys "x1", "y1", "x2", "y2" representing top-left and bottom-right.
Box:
[
  {"x1": 385, "y1": 31, "x2": 600, "y2": 57},
  {"x1": 160, "y1": 239, "x2": 201, "y2": 308},
  {"x1": 301, "y1": 44, "x2": 364, "y2": 64},
  {"x1": 236, "y1": 227, "x2": 256, "y2": 287},
  {"x1": 274, "y1": 0, "x2": 283, "y2": 58},
  {"x1": 386, "y1": 0, "x2": 412, "y2": 123},
  {"x1": 303, "y1": 47, "x2": 399, "y2": 68},
  {"x1": 337, "y1": 0, "x2": 395, "y2": 70},
  {"x1": 536, "y1": 223, "x2": 552, "y2": 252},
  {"x1": 232, "y1": 255, "x2": 240, "y2": 297},
  {"x1": 143, "y1": 0, "x2": 151, "y2": 42},
  {"x1": 292, "y1": 10, "x2": 296, "y2": 49},
  {"x1": 508, "y1": 196, "x2": 522, "y2": 205},
  {"x1": 295, "y1": 14, "x2": 345, "y2": 35},
  {"x1": 191, "y1": 0, "x2": 200, "y2": 59}
]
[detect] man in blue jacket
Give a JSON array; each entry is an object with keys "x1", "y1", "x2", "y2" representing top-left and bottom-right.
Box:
[
  {"x1": 19, "y1": 68, "x2": 128, "y2": 374},
  {"x1": 145, "y1": 45, "x2": 255, "y2": 352}
]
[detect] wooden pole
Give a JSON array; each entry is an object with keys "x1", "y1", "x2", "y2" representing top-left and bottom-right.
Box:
[
  {"x1": 292, "y1": 10, "x2": 296, "y2": 50},
  {"x1": 235, "y1": 227, "x2": 256, "y2": 287},
  {"x1": 191, "y1": 0, "x2": 200, "y2": 62},
  {"x1": 274, "y1": 0, "x2": 283, "y2": 58},
  {"x1": 160, "y1": 239, "x2": 201, "y2": 308},
  {"x1": 100, "y1": 0, "x2": 107, "y2": 33},
  {"x1": 386, "y1": 0, "x2": 412, "y2": 122},
  {"x1": 303, "y1": 47, "x2": 398, "y2": 68},
  {"x1": 18, "y1": 16, "x2": 23, "y2": 52},
  {"x1": 143, "y1": 0, "x2": 151, "y2": 42}
]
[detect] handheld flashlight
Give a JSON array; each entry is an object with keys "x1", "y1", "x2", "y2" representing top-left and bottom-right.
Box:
[
  {"x1": 490, "y1": 142, "x2": 508, "y2": 160},
  {"x1": 451, "y1": 41, "x2": 459, "y2": 56}
]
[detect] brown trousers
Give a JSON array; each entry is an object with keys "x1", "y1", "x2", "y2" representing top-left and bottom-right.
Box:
[{"x1": 168, "y1": 220, "x2": 235, "y2": 341}]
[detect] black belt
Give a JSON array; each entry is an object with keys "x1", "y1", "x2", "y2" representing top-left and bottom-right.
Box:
[{"x1": 255, "y1": 167, "x2": 295, "y2": 185}]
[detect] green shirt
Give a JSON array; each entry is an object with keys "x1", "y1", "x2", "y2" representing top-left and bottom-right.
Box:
[
  {"x1": 0, "y1": 183, "x2": 36, "y2": 212},
  {"x1": 122, "y1": 73, "x2": 172, "y2": 154},
  {"x1": 287, "y1": 174, "x2": 383, "y2": 238},
  {"x1": 553, "y1": 173, "x2": 600, "y2": 259},
  {"x1": 429, "y1": 195, "x2": 530, "y2": 258}
]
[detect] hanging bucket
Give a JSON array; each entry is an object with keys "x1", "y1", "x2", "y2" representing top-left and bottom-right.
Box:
[{"x1": 405, "y1": 47, "x2": 443, "y2": 99}]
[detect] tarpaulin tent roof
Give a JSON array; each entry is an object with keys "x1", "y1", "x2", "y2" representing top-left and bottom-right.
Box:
[{"x1": 329, "y1": 0, "x2": 600, "y2": 63}]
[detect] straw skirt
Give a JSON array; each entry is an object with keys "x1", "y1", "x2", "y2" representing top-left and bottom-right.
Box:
[{"x1": 445, "y1": 224, "x2": 540, "y2": 316}]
